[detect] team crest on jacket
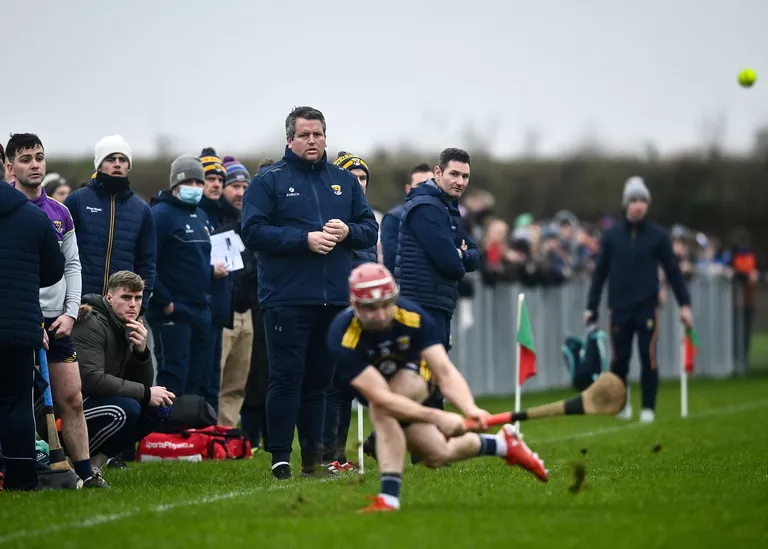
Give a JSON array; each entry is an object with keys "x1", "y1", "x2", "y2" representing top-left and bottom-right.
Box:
[
  {"x1": 53, "y1": 220, "x2": 63, "y2": 233},
  {"x1": 331, "y1": 185, "x2": 342, "y2": 196}
]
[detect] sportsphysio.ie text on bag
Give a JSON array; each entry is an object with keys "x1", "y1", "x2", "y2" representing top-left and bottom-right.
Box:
[{"x1": 136, "y1": 426, "x2": 252, "y2": 462}]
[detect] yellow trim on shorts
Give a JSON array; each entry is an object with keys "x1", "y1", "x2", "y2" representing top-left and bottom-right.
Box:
[{"x1": 419, "y1": 359, "x2": 433, "y2": 383}]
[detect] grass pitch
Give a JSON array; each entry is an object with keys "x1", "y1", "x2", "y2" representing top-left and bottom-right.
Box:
[{"x1": 1, "y1": 377, "x2": 766, "y2": 549}]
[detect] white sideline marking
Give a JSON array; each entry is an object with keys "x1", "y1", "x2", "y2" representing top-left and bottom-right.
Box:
[
  {"x1": 0, "y1": 485, "x2": 288, "y2": 545},
  {"x1": 529, "y1": 398, "x2": 768, "y2": 445},
  {"x1": 2, "y1": 399, "x2": 767, "y2": 544}
]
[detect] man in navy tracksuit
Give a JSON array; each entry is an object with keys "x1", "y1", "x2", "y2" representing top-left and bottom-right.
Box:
[
  {"x1": 241, "y1": 106, "x2": 378, "y2": 479},
  {"x1": 376, "y1": 149, "x2": 479, "y2": 466},
  {"x1": 322, "y1": 152, "x2": 378, "y2": 470},
  {"x1": 148, "y1": 155, "x2": 228, "y2": 405},
  {"x1": 586, "y1": 176, "x2": 693, "y2": 423},
  {"x1": 0, "y1": 176, "x2": 65, "y2": 491},
  {"x1": 394, "y1": 148, "x2": 480, "y2": 376},
  {"x1": 381, "y1": 162, "x2": 433, "y2": 273},
  {"x1": 65, "y1": 135, "x2": 156, "y2": 314}
]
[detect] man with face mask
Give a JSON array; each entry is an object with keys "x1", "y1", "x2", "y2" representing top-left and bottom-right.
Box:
[
  {"x1": 586, "y1": 176, "x2": 693, "y2": 424},
  {"x1": 148, "y1": 155, "x2": 227, "y2": 404}
]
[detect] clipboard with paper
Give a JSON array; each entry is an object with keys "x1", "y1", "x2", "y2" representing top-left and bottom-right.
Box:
[{"x1": 210, "y1": 230, "x2": 245, "y2": 271}]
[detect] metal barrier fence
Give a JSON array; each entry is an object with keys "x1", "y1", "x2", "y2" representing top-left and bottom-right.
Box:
[{"x1": 449, "y1": 277, "x2": 738, "y2": 397}]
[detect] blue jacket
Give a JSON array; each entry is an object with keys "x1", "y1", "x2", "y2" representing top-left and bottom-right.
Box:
[
  {"x1": 587, "y1": 217, "x2": 691, "y2": 312},
  {"x1": 0, "y1": 181, "x2": 65, "y2": 348},
  {"x1": 381, "y1": 203, "x2": 405, "y2": 273},
  {"x1": 198, "y1": 196, "x2": 236, "y2": 328},
  {"x1": 150, "y1": 191, "x2": 214, "y2": 317},
  {"x1": 241, "y1": 148, "x2": 379, "y2": 308},
  {"x1": 394, "y1": 181, "x2": 480, "y2": 313},
  {"x1": 353, "y1": 244, "x2": 378, "y2": 267},
  {"x1": 65, "y1": 173, "x2": 156, "y2": 311}
]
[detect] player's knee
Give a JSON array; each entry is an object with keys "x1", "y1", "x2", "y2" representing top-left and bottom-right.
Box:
[
  {"x1": 389, "y1": 370, "x2": 428, "y2": 402},
  {"x1": 118, "y1": 397, "x2": 142, "y2": 424},
  {"x1": 419, "y1": 446, "x2": 450, "y2": 468},
  {"x1": 62, "y1": 390, "x2": 84, "y2": 414}
]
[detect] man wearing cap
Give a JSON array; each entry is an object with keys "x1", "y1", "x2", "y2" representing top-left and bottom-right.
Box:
[
  {"x1": 586, "y1": 176, "x2": 693, "y2": 423},
  {"x1": 43, "y1": 173, "x2": 72, "y2": 203},
  {"x1": 216, "y1": 156, "x2": 257, "y2": 428},
  {"x1": 148, "y1": 155, "x2": 227, "y2": 402},
  {"x1": 241, "y1": 106, "x2": 378, "y2": 479},
  {"x1": 196, "y1": 147, "x2": 232, "y2": 413},
  {"x1": 322, "y1": 151, "x2": 380, "y2": 470},
  {"x1": 65, "y1": 135, "x2": 156, "y2": 315}
]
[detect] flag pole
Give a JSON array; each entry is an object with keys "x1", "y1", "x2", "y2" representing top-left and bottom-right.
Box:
[
  {"x1": 514, "y1": 292, "x2": 525, "y2": 431},
  {"x1": 680, "y1": 327, "x2": 688, "y2": 419},
  {"x1": 357, "y1": 399, "x2": 365, "y2": 474}
]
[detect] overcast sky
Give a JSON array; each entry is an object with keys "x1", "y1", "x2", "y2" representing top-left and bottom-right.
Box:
[{"x1": 3, "y1": 0, "x2": 767, "y2": 159}]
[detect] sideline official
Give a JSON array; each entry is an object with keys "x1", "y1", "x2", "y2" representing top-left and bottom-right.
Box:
[{"x1": 241, "y1": 106, "x2": 378, "y2": 479}]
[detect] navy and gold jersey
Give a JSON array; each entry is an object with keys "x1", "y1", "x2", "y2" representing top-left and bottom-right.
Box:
[{"x1": 327, "y1": 298, "x2": 443, "y2": 390}]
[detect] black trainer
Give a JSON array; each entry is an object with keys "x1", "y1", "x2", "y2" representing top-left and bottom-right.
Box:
[
  {"x1": 83, "y1": 467, "x2": 110, "y2": 488},
  {"x1": 271, "y1": 462, "x2": 291, "y2": 480},
  {"x1": 106, "y1": 454, "x2": 128, "y2": 469}
]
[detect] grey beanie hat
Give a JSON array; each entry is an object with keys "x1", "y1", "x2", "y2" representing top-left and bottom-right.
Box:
[
  {"x1": 169, "y1": 155, "x2": 205, "y2": 188},
  {"x1": 622, "y1": 176, "x2": 651, "y2": 207}
]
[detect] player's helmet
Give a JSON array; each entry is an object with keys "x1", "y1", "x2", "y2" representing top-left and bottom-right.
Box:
[{"x1": 349, "y1": 263, "x2": 398, "y2": 305}]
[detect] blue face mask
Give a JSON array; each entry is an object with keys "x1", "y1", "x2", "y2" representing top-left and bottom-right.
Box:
[{"x1": 178, "y1": 185, "x2": 203, "y2": 205}]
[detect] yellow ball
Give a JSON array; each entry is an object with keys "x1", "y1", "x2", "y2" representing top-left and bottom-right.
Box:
[{"x1": 738, "y1": 68, "x2": 757, "y2": 88}]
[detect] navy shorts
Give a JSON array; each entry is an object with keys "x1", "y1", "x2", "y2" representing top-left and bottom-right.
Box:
[{"x1": 44, "y1": 318, "x2": 78, "y2": 364}]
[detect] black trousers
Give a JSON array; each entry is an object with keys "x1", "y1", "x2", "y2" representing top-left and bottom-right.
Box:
[
  {"x1": 262, "y1": 305, "x2": 342, "y2": 467},
  {"x1": 610, "y1": 307, "x2": 660, "y2": 411},
  {"x1": 241, "y1": 307, "x2": 270, "y2": 450},
  {"x1": 0, "y1": 347, "x2": 38, "y2": 490}
]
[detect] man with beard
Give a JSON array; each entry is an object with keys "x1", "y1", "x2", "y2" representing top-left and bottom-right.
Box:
[
  {"x1": 327, "y1": 263, "x2": 548, "y2": 512},
  {"x1": 0, "y1": 143, "x2": 65, "y2": 491},
  {"x1": 363, "y1": 150, "x2": 479, "y2": 464},
  {"x1": 215, "y1": 156, "x2": 256, "y2": 429},
  {"x1": 393, "y1": 148, "x2": 480, "y2": 398},
  {"x1": 196, "y1": 147, "x2": 231, "y2": 413},
  {"x1": 4, "y1": 133, "x2": 102, "y2": 487}
]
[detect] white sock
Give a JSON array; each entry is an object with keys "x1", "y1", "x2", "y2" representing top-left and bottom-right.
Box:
[
  {"x1": 494, "y1": 432, "x2": 508, "y2": 456},
  {"x1": 380, "y1": 494, "x2": 401, "y2": 509},
  {"x1": 479, "y1": 434, "x2": 508, "y2": 456}
]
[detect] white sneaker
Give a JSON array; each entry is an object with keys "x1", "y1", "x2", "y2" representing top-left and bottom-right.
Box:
[
  {"x1": 639, "y1": 409, "x2": 655, "y2": 423},
  {"x1": 616, "y1": 403, "x2": 633, "y2": 420}
]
